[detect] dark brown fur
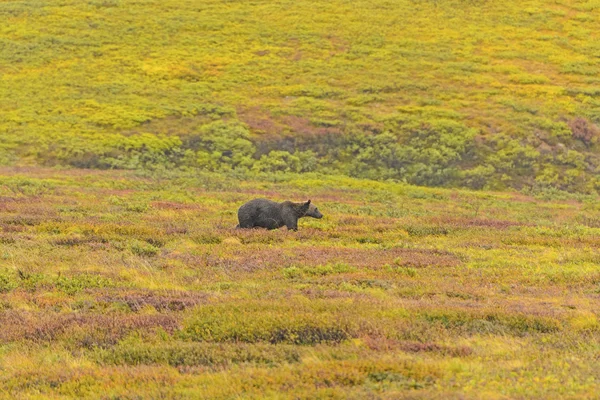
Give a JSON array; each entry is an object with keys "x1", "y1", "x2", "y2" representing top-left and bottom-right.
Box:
[{"x1": 236, "y1": 199, "x2": 323, "y2": 231}]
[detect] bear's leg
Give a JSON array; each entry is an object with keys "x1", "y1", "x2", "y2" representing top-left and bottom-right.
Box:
[
  {"x1": 283, "y1": 215, "x2": 298, "y2": 231},
  {"x1": 237, "y1": 215, "x2": 254, "y2": 229}
]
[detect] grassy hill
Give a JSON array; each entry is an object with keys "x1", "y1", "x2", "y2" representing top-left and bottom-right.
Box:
[
  {"x1": 2, "y1": 0, "x2": 600, "y2": 192},
  {"x1": 0, "y1": 167, "x2": 599, "y2": 398},
  {"x1": 3, "y1": 3, "x2": 600, "y2": 396}
]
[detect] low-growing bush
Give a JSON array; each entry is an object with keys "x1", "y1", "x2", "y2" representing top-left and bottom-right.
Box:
[
  {"x1": 422, "y1": 310, "x2": 561, "y2": 336},
  {"x1": 0, "y1": 270, "x2": 17, "y2": 293},
  {"x1": 404, "y1": 225, "x2": 450, "y2": 236},
  {"x1": 179, "y1": 302, "x2": 355, "y2": 345},
  {"x1": 130, "y1": 241, "x2": 160, "y2": 257},
  {"x1": 55, "y1": 274, "x2": 115, "y2": 295},
  {"x1": 96, "y1": 341, "x2": 300, "y2": 367},
  {"x1": 191, "y1": 233, "x2": 223, "y2": 245}
]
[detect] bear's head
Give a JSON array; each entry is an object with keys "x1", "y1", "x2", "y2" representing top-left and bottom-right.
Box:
[{"x1": 300, "y1": 200, "x2": 323, "y2": 219}]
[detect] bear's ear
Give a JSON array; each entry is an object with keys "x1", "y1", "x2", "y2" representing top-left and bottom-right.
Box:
[{"x1": 299, "y1": 200, "x2": 310, "y2": 215}]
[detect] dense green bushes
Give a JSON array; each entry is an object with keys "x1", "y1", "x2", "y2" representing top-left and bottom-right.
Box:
[{"x1": 14, "y1": 114, "x2": 599, "y2": 193}]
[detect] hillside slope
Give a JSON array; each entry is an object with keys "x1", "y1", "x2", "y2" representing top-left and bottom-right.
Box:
[{"x1": 1, "y1": 0, "x2": 600, "y2": 191}]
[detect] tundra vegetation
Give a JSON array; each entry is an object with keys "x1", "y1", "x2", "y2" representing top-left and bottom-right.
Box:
[
  {"x1": 0, "y1": 167, "x2": 599, "y2": 398},
  {"x1": 2, "y1": 0, "x2": 600, "y2": 398},
  {"x1": 1, "y1": 0, "x2": 600, "y2": 193}
]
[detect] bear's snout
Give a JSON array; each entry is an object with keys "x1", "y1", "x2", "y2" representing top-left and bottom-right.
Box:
[{"x1": 311, "y1": 209, "x2": 323, "y2": 219}]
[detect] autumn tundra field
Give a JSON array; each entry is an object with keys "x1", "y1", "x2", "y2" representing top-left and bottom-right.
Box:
[
  {"x1": 2, "y1": 0, "x2": 600, "y2": 398},
  {"x1": 0, "y1": 167, "x2": 598, "y2": 398}
]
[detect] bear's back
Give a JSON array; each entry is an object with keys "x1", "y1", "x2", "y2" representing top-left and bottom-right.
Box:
[{"x1": 238, "y1": 198, "x2": 285, "y2": 229}]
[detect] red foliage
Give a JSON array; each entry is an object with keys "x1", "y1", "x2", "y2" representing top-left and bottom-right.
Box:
[
  {"x1": 98, "y1": 289, "x2": 210, "y2": 312},
  {"x1": 151, "y1": 201, "x2": 200, "y2": 210},
  {"x1": 0, "y1": 311, "x2": 180, "y2": 344},
  {"x1": 568, "y1": 117, "x2": 599, "y2": 145}
]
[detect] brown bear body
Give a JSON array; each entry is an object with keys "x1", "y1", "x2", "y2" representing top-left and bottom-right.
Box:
[{"x1": 236, "y1": 199, "x2": 323, "y2": 231}]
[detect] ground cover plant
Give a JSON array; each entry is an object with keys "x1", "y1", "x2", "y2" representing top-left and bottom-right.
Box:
[
  {"x1": 0, "y1": 167, "x2": 598, "y2": 398},
  {"x1": 2, "y1": 0, "x2": 600, "y2": 192}
]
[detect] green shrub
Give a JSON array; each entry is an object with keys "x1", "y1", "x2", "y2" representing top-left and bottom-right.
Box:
[
  {"x1": 404, "y1": 225, "x2": 450, "y2": 236},
  {"x1": 180, "y1": 303, "x2": 354, "y2": 345},
  {"x1": 130, "y1": 241, "x2": 161, "y2": 257},
  {"x1": 0, "y1": 270, "x2": 17, "y2": 293},
  {"x1": 96, "y1": 341, "x2": 300, "y2": 367},
  {"x1": 55, "y1": 273, "x2": 115, "y2": 295},
  {"x1": 191, "y1": 233, "x2": 223, "y2": 244}
]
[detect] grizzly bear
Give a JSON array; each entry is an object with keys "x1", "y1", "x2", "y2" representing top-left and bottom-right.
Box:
[{"x1": 236, "y1": 199, "x2": 323, "y2": 231}]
